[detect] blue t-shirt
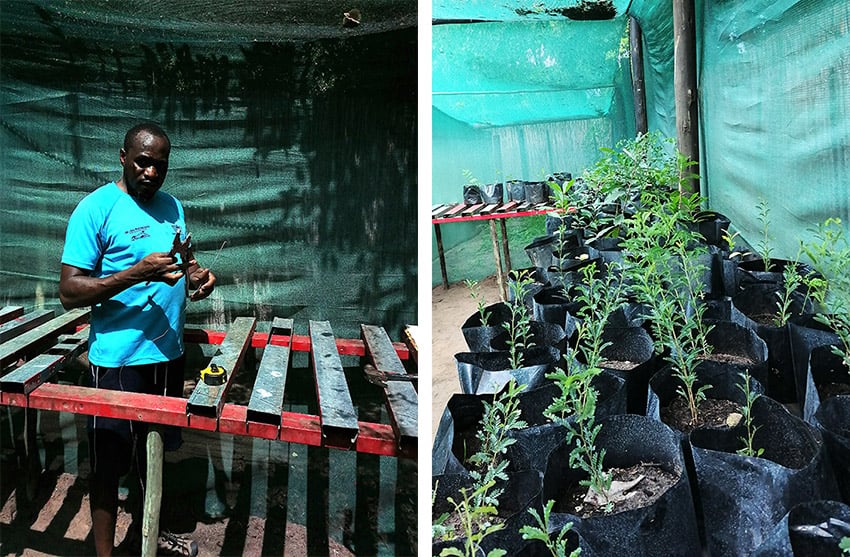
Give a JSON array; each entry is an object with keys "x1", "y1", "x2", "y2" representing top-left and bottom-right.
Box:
[{"x1": 62, "y1": 182, "x2": 188, "y2": 367}]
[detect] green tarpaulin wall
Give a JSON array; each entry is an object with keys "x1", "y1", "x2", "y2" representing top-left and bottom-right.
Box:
[
  {"x1": 432, "y1": 0, "x2": 850, "y2": 286},
  {"x1": 1, "y1": 1, "x2": 418, "y2": 341}
]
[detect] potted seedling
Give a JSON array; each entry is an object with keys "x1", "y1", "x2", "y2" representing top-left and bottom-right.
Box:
[
  {"x1": 534, "y1": 263, "x2": 701, "y2": 556},
  {"x1": 457, "y1": 270, "x2": 563, "y2": 395},
  {"x1": 433, "y1": 379, "x2": 540, "y2": 557},
  {"x1": 689, "y1": 386, "x2": 839, "y2": 557},
  {"x1": 462, "y1": 170, "x2": 483, "y2": 205}
]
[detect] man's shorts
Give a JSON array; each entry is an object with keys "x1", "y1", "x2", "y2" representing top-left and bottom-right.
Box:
[{"x1": 88, "y1": 355, "x2": 185, "y2": 477}]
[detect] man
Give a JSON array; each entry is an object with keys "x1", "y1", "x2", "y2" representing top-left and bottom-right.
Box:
[{"x1": 59, "y1": 122, "x2": 215, "y2": 556}]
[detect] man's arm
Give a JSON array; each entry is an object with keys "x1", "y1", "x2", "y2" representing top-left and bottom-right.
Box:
[{"x1": 59, "y1": 252, "x2": 184, "y2": 309}]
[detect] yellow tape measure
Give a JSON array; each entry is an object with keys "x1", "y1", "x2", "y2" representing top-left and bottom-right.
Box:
[{"x1": 200, "y1": 363, "x2": 227, "y2": 386}]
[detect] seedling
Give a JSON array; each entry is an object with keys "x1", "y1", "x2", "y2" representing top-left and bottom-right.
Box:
[
  {"x1": 804, "y1": 218, "x2": 850, "y2": 373},
  {"x1": 504, "y1": 270, "x2": 537, "y2": 369},
  {"x1": 623, "y1": 192, "x2": 714, "y2": 425},
  {"x1": 435, "y1": 380, "x2": 527, "y2": 556},
  {"x1": 721, "y1": 228, "x2": 750, "y2": 260},
  {"x1": 464, "y1": 279, "x2": 492, "y2": 327},
  {"x1": 736, "y1": 371, "x2": 764, "y2": 458},
  {"x1": 545, "y1": 264, "x2": 626, "y2": 508},
  {"x1": 440, "y1": 482, "x2": 507, "y2": 557},
  {"x1": 462, "y1": 169, "x2": 479, "y2": 185},
  {"x1": 755, "y1": 199, "x2": 774, "y2": 271},
  {"x1": 520, "y1": 500, "x2": 581, "y2": 557}
]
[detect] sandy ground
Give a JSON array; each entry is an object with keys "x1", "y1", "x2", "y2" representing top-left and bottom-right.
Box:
[
  {"x1": 0, "y1": 429, "x2": 357, "y2": 557},
  {"x1": 431, "y1": 275, "x2": 503, "y2": 439}
]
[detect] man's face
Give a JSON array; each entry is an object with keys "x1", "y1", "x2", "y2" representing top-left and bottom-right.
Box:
[{"x1": 120, "y1": 131, "x2": 170, "y2": 203}]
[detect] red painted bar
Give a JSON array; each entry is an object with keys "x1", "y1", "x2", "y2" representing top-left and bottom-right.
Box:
[
  {"x1": 25, "y1": 384, "x2": 189, "y2": 427},
  {"x1": 281, "y1": 411, "x2": 324, "y2": 446},
  {"x1": 8, "y1": 382, "x2": 402, "y2": 456}
]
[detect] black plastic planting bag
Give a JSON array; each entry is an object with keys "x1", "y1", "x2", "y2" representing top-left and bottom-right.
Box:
[
  {"x1": 479, "y1": 182, "x2": 503, "y2": 203},
  {"x1": 461, "y1": 302, "x2": 513, "y2": 353},
  {"x1": 752, "y1": 499, "x2": 850, "y2": 557},
  {"x1": 507, "y1": 179, "x2": 525, "y2": 202},
  {"x1": 692, "y1": 210, "x2": 731, "y2": 249},
  {"x1": 730, "y1": 284, "x2": 815, "y2": 402},
  {"x1": 490, "y1": 320, "x2": 567, "y2": 354},
  {"x1": 524, "y1": 181, "x2": 547, "y2": 204},
  {"x1": 545, "y1": 212, "x2": 576, "y2": 237},
  {"x1": 812, "y1": 396, "x2": 850, "y2": 503},
  {"x1": 801, "y1": 344, "x2": 849, "y2": 423},
  {"x1": 788, "y1": 319, "x2": 841, "y2": 408},
  {"x1": 597, "y1": 326, "x2": 655, "y2": 415},
  {"x1": 689, "y1": 396, "x2": 840, "y2": 557},
  {"x1": 432, "y1": 393, "x2": 488, "y2": 477},
  {"x1": 462, "y1": 184, "x2": 482, "y2": 204},
  {"x1": 647, "y1": 360, "x2": 766, "y2": 432},
  {"x1": 541, "y1": 414, "x2": 701, "y2": 557},
  {"x1": 704, "y1": 320, "x2": 770, "y2": 388},
  {"x1": 531, "y1": 286, "x2": 580, "y2": 336},
  {"x1": 454, "y1": 345, "x2": 561, "y2": 395}
]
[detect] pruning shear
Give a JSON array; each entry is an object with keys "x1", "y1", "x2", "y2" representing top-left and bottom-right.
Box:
[{"x1": 169, "y1": 228, "x2": 194, "y2": 296}]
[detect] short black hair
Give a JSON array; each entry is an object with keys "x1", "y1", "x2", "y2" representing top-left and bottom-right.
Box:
[{"x1": 123, "y1": 122, "x2": 170, "y2": 151}]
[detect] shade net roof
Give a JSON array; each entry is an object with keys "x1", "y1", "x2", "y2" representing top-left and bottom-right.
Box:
[{"x1": 432, "y1": 0, "x2": 850, "y2": 286}]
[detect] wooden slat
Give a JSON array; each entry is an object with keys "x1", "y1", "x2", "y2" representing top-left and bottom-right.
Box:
[
  {"x1": 496, "y1": 201, "x2": 519, "y2": 212},
  {"x1": 0, "y1": 326, "x2": 89, "y2": 394},
  {"x1": 0, "y1": 309, "x2": 55, "y2": 344},
  {"x1": 443, "y1": 203, "x2": 468, "y2": 217},
  {"x1": 246, "y1": 318, "x2": 293, "y2": 426},
  {"x1": 0, "y1": 309, "x2": 89, "y2": 367},
  {"x1": 361, "y1": 325, "x2": 417, "y2": 454},
  {"x1": 477, "y1": 203, "x2": 500, "y2": 216},
  {"x1": 431, "y1": 204, "x2": 454, "y2": 218},
  {"x1": 0, "y1": 306, "x2": 24, "y2": 325},
  {"x1": 461, "y1": 203, "x2": 486, "y2": 216},
  {"x1": 309, "y1": 320, "x2": 358, "y2": 449},
  {"x1": 403, "y1": 325, "x2": 419, "y2": 366},
  {"x1": 186, "y1": 317, "x2": 256, "y2": 419}
]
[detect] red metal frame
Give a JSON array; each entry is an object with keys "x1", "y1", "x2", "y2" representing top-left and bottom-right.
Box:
[{"x1": 4, "y1": 383, "x2": 408, "y2": 458}]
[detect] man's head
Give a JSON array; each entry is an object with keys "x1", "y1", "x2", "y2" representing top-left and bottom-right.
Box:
[{"x1": 120, "y1": 122, "x2": 171, "y2": 203}]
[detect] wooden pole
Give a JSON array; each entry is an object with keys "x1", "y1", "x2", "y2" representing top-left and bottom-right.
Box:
[
  {"x1": 629, "y1": 16, "x2": 648, "y2": 136},
  {"x1": 673, "y1": 0, "x2": 699, "y2": 194},
  {"x1": 141, "y1": 427, "x2": 163, "y2": 557},
  {"x1": 489, "y1": 220, "x2": 507, "y2": 301},
  {"x1": 499, "y1": 219, "x2": 512, "y2": 272},
  {"x1": 434, "y1": 223, "x2": 450, "y2": 289}
]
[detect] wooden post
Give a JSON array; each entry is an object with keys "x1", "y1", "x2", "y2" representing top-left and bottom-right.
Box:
[
  {"x1": 673, "y1": 0, "x2": 699, "y2": 194},
  {"x1": 499, "y1": 219, "x2": 512, "y2": 272},
  {"x1": 629, "y1": 16, "x2": 648, "y2": 136},
  {"x1": 141, "y1": 427, "x2": 163, "y2": 557},
  {"x1": 489, "y1": 220, "x2": 507, "y2": 301},
  {"x1": 434, "y1": 223, "x2": 449, "y2": 289}
]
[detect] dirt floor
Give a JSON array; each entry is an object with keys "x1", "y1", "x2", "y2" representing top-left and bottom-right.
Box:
[
  {"x1": 0, "y1": 428, "x2": 358, "y2": 557},
  {"x1": 0, "y1": 359, "x2": 415, "y2": 556},
  {"x1": 431, "y1": 275, "x2": 503, "y2": 439}
]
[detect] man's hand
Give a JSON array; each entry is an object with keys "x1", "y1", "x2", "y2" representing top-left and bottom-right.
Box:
[
  {"x1": 59, "y1": 252, "x2": 184, "y2": 310},
  {"x1": 187, "y1": 261, "x2": 216, "y2": 301},
  {"x1": 139, "y1": 252, "x2": 185, "y2": 285}
]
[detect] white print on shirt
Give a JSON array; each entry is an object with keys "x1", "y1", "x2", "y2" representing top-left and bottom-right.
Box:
[{"x1": 126, "y1": 225, "x2": 151, "y2": 241}]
